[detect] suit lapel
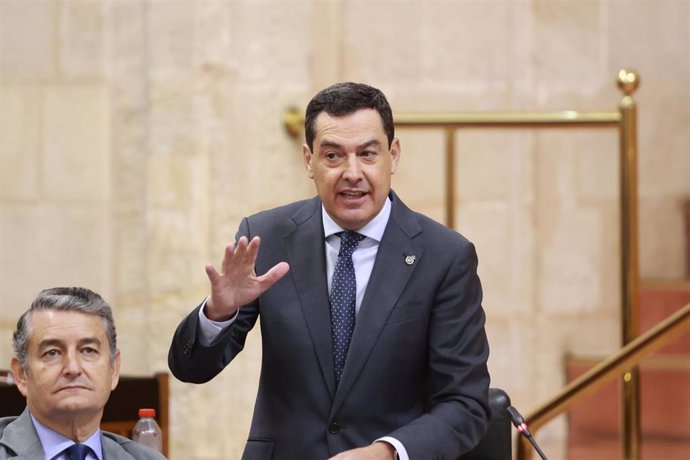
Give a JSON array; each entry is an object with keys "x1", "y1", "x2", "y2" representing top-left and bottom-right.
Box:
[
  {"x1": 0, "y1": 409, "x2": 46, "y2": 459},
  {"x1": 284, "y1": 198, "x2": 337, "y2": 399},
  {"x1": 332, "y1": 194, "x2": 423, "y2": 414},
  {"x1": 101, "y1": 433, "x2": 136, "y2": 460}
]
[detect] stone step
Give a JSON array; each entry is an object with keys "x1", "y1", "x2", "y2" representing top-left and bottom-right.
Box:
[
  {"x1": 566, "y1": 356, "x2": 690, "y2": 459},
  {"x1": 639, "y1": 279, "x2": 690, "y2": 355},
  {"x1": 568, "y1": 437, "x2": 690, "y2": 460},
  {"x1": 567, "y1": 356, "x2": 690, "y2": 438},
  {"x1": 566, "y1": 279, "x2": 690, "y2": 458}
]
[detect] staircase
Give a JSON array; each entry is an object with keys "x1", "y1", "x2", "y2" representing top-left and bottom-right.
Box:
[{"x1": 565, "y1": 200, "x2": 690, "y2": 460}]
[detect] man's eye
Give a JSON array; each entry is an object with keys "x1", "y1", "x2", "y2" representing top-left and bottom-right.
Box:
[
  {"x1": 81, "y1": 347, "x2": 99, "y2": 355},
  {"x1": 325, "y1": 152, "x2": 338, "y2": 160},
  {"x1": 42, "y1": 349, "x2": 60, "y2": 358}
]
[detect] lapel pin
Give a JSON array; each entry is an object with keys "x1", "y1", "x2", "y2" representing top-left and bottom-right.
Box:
[{"x1": 404, "y1": 255, "x2": 416, "y2": 266}]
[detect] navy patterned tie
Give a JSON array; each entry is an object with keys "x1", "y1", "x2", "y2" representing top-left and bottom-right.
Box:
[
  {"x1": 65, "y1": 443, "x2": 91, "y2": 460},
  {"x1": 330, "y1": 231, "x2": 365, "y2": 386}
]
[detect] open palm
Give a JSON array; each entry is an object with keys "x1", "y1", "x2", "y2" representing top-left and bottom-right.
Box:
[{"x1": 204, "y1": 236, "x2": 290, "y2": 321}]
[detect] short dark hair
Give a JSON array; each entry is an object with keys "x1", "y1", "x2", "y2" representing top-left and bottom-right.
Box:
[
  {"x1": 304, "y1": 82, "x2": 394, "y2": 151},
  {"x1": 12, "y1": 287, "x2": 118, "y2": 369}
]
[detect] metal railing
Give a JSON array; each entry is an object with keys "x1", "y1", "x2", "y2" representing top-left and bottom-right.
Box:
[
  {"x1": 283, "y1": 69, "x2": 643, "y2": 459},
  {"x1": 517, "y1": 302, "x2": 690, "y2": 460}
]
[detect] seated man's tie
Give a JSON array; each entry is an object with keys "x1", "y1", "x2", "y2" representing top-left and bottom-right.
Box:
[
  {"x1": 65, "y1": 443, "x2": 92, "y2": 460},
  {"x1": 329, "y1": 231, "x2": 365, "y2": 386}
]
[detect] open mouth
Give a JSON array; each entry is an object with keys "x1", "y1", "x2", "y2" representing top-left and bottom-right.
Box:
[{"x1": 340, "y1": 190, "x2": 367, "y2": 198}]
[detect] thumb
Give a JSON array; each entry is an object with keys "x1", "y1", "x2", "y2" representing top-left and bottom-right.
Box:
[{"x1": 261, "y1": 262, "x2": 290, "y2": 287}]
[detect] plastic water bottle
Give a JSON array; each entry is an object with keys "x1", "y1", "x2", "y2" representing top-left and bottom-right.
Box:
[{"x1": 132, "y1": 408, "x2": 163, "y2": 452}]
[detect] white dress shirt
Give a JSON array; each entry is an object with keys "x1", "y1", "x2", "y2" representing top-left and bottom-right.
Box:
[{"x1": 31, "y1": 413, "x2": 102, "y2": 460}]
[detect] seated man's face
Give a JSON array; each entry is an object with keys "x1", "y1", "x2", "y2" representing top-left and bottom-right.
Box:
[{"x1": 12, "y1": 310, "x2": 121, "y2": 425}]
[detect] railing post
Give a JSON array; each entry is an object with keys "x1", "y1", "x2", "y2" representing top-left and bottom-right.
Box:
[
  {"x1": 617, "y1": 68, "x2": 641, "y2": 460},
  {"x1": 445, "y1": 128, "x2": 456, "y2": 229}
]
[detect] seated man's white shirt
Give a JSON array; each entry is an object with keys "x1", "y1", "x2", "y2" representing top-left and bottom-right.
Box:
[{"x1": 31, "y1": 413, "x2": 102, "y2": 460}]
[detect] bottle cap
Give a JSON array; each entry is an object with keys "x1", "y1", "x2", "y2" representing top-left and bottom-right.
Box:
[{"x1": 138, "y1": 408, "x2": 156, "y2": 418}]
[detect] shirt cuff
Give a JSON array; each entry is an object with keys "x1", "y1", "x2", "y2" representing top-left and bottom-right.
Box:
[
  {"x1": 376, "y1": 437, "x2": 408, "y2": 460},
  {"x1": 197, "y1": 297, "x2": 238, "y2": 346}
]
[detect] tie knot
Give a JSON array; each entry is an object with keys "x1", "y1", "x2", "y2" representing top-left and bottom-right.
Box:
[
  {"x1": 338, "y1": 231, "x2": 365, "y2": 257},
  {"x1": 65, "y1": 443, "x2": 92, "y2": 460}
]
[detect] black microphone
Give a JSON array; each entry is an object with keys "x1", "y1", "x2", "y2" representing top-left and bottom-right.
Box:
[{"x1": 507, "y1": 405, "x2": 549, "y2": 460}]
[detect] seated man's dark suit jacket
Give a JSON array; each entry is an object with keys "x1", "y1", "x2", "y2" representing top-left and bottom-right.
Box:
[
  {"x1": 0, "y1": 409, "x2": 167, "y2": 459},
  {"x1": 169, "y1": 192, "x2": 491, "y2": 460}
]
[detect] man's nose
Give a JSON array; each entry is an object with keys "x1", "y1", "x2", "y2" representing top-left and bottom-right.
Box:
[
  {"x1": 63, "y1": 351, "x2": 82, "y2": 375},
  {"x1": 343, "y1": 155, "x2": 362, "y2": 180}
]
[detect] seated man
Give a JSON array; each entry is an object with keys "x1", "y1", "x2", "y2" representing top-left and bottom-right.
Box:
[{"x1": 0, "y1": 287, "x2": 166, "y2": 460}]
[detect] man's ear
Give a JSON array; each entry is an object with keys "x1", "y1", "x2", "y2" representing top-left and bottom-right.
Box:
[
  {"x1": 11, "y1": 357, "x2": 29, "y2": 397},
  {"x1": 303, "y1": 144, "x2": 314, "y2": 179},
  {"x1": 390, "y1": 137, "x2": 401, "y2": 175},
  {"x1": 110, "y1": 349, "x2": 121, "y2": 391}
]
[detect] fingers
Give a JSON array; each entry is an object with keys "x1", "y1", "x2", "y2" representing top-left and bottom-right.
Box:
[
  {"x1": 220, "y1": 239, "x2": 239, "y2": 275},
  {"x1": 218, "y1": 236, "x2": 256, "y2": 275},
  {"x1": 245, "y1": 235, "x2": 261, "y2": 263},
  {"x1": 259, "y1": 262, "x2": 290, "y2": 288},
  {"x1": 210, "y1": 236, "x2": 288, "y2": 291},
  {"x1": 205, "y1": 263, "x2": 220, "y2": 282}
]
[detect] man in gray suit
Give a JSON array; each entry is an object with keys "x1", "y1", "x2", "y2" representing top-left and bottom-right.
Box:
[
  {"x1": 169, "y1": 83, "x2": 491, "y2": 459},
  {"x1": 0, "y1": 287, "x2": 165, "y2": 460}
]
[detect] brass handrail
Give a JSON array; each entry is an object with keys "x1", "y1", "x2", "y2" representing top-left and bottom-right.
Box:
[
  {"x1": 517, "y1": 302, "x2": 690, "y2": 460},
  {"x1": 283, "y1": 69, "x2": 642, "y2": 459},
  {"x1": 285, "y1": 107, "x2": 621, "y2": 132}
]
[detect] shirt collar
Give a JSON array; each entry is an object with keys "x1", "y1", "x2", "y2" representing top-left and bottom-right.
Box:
[
  {"x1": 30, "y1": 412, "x2": 103, "y2": 460},
  {"x1": 322, "y1": 196, "x2": 391, "y2": 243}
]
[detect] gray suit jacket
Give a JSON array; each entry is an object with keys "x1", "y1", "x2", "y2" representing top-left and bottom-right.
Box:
[
  {"x1": 169, "y1": 192, "x2": 491, "y2": 459},
  {"x1": 0, "y1": 409, "x2": 166, "y2": 460}
]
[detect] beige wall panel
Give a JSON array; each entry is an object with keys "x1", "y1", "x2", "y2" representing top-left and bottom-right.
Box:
[
  {"x1": 342, "y1": 1, "x2": 520, "y2": 90},
  {"x1": 230, "y1": 1, "x2": 311, "y2": 85},
  {"x1": 636, "y1": 84, "x2": 690, "y2": 197},
  {"x1": 639, "y1": 197, "x2": 687, "y2": 279},
  {"x1": 534, "y1": 1, "x2": 606, "y2": 95},
  {"x1": 457, "y1": 204, "x2": 521, "y2": 314},
  {"x1": 391, "y1": 130, "x2": 445, "y2": 223},
  {"x1": 42, "y1": 85, "x2": 110, "y2": 203},
  {"x1": 217, "y1": 85, "x2": 311, "y2": 215},
  {"x1": 573, "y1": 131, "x2": 619, "y2": 203},
  {"x1": 536, "y1": 133, "x2": 608, "y2": 314},
  {"x1": 537, "y1": 205, "x2": 603, "y2": 313},
  {"x1": 607, "y1": 0, "x2": 689, "y2": 82},
  {"x1": 147, "y1": 1, "x2": 198, "y2": 80},
  {"x1": 0, "y1": 85, "x2": 42, "y2": 201},
  {"x1": 0, "y1": 205, "x2": 111, "y2": 319},
  {"x1": 59, "y1": 0, "x2": 105, "y2": 80},
  {"x1": 457, "y1": 131, "x2": 536, "y2": 202},
  {"x1": 0, "y1": 0, "x2": 56, "y2": 79}
]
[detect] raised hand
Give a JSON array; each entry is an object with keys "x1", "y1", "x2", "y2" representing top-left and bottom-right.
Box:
[{"x1": 204, "y1": 236, "x2": 290, "y2": 321}]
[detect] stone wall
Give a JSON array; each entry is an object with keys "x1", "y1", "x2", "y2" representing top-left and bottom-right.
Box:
[{"x1": 1, "y1": 1, "x2": 688, "y2": 458}]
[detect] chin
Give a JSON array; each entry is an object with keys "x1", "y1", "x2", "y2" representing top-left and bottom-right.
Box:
[
  {"x1": 338, "y1": 211, "x2": 372, "y2": 229},
  {"x1": 54, "y1": 395, "x2": 102, "y2": 412}
]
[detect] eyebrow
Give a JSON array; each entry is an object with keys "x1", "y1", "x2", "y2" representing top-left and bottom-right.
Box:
[
  {"x1": 318, "y1": 139, "x2": 382, "y2": 150},
  {"x1": 37, "y1": 337, "x2": 103, "y2": 350}
]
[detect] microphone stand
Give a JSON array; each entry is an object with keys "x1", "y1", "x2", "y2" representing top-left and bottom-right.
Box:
[{"x1": 507, "y1": 406, "x2": 549, "y2": 460}]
